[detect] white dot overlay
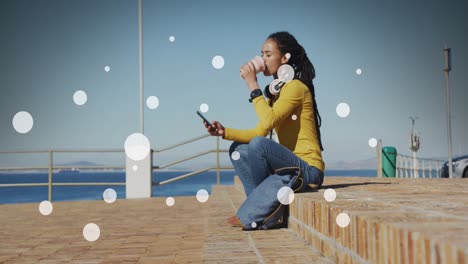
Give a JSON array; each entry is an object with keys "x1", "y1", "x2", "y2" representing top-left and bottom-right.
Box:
[
  {"x1": 336, "y1": 102, "x2": 350, "y2": 118},
  {"x1": 356, "y1": 68, "x2": 362, "y2": 75},
  {"x1": 277, "y1": 64, "x2": 295, "y2": 82},
  {"x1": 39, "y1": 200, "x2": 53, "y2": 216},
  {"x1": 12, "y1": 111, "x2": 33, "y2": 134},
  {"x1": 166, "y1": 197, "x2": 175, "y2": 207},
  {"x1": 196, "y1": 189, "x2": 209, "y2": 203},
  {"x1": 212, "y1": 55, "x2": 225, "y2": 69},
  {"x1": 83, "y1": 223, "x2": 100, "y2": 242},
  {"x1": 132, "y1": 165, "x2": 138, "y2": 171},
  {"x1": 368, "y1": 138, "x2": 378, "y2": 148},
  {"x1": 124, "y1": 133, "x2": 151, "y2": 161},
  {"x1": 73, "y1": 90, "x2": 87, "y2": 106},
  {"x1": 292, "y1": 115, "x2": 297, "y2": 120},
  {"x1": 200, "y1": 103, "x2": 209, "y2": 113},
  {"x1": 104, "y1": 66, "x2": 111, "y2": 72},
  {"x1": 336, "y1": 213, "x2": 350, "y2": 228},
  {"x1": 324, "y1": 188, "x2": 336, "y2": 202},
  {"x1": 169, "y1": 36, "x2": 175, "y2": 42},
  {"x1": 277, "y1": 186, "x2": 295, "y2": 205},
  {"x1": 251, "y1": 222, "x2": 257, "y2": 228},
  {"x1": 231, "y1": 151, "x2": 240, "y2": 161},
  {"x1": 146, "y1": 96, "x2": 160, "y2": 110},
  {"x1": 103, "y1": 188, "x2": 117, "y2": 203}
]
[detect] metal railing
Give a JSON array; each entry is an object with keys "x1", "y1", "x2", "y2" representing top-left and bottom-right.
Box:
[
  {"x1": 0, "y1": 134, "x2": 233, "y2": 201},
  {"x1": 151, "y1": 134, "x2": 233, "y2": 185},
  {"x1": 395, "y1": 154, "x2": 444, "y2": 178},
  {"x1": 0, "y1": 149, "x2": 126, "y2": 201}
]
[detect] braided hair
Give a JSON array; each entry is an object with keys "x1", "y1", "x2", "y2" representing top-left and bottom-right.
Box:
[{"x1": 267, "y1": 31, "x2": 324, "y2": 151}]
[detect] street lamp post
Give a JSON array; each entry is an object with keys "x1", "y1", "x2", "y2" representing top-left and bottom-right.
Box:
[
  {"x1": 444, "y1": 46, "x2": 453, "y2": 178},
  {"x1": 138, "y1": 0, "x2": 144, "y2": 134}
]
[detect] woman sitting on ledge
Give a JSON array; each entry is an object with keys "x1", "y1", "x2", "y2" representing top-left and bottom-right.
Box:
[{"x1": 204, "y1": 31, "x2": 325, "y2": 229}]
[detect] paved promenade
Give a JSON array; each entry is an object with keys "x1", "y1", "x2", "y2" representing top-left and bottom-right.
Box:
[
  {"x1": 1, "y1": 176, "x2": 467, "y2": 263},
  {"x1": 0, "y1": 181, "x2": 330, "y2": 263}
]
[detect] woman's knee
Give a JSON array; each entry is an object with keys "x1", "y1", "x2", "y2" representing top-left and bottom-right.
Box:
[
  {"x1": 249, "y1": 136, "x2": 271, "y2": 154},
  {"x1": 248, "y1": 136, "x2": 269, "y2": 153}
]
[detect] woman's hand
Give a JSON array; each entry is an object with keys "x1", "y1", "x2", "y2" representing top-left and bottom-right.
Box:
[
  {"x1": 204, "y1": 120, "x2": 225, "y2": 137},
  {"x1": 240, "y1": 61, "x2": 259, "y2": 91}
]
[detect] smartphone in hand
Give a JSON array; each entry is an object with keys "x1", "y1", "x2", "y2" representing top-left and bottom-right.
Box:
[{"x1": 196, "y1": 111, "x2": 215, "y2": 131}]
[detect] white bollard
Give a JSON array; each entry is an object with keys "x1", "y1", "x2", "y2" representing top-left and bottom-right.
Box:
[{"x1": 126, "y1": 151, "x2": 152, "y2": 198}]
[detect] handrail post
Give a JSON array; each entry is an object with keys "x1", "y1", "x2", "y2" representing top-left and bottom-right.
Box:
[
  {"x1": 396, "y1": 155, "x2": 399, "y2": 178},
  {"x1": 422, "y1": 160, "x2": 426, "y2": 178},
  {"x1": 398, "y1": 156, "x2": 401, "y2": 178},
  {"x1": 48, "y1": 150, "x2": 53, "y2": 202},
  {"x1": 377, "y1": 139, "x2": 382, "y2": 178},
  {"x1": 405, "y1": 157, "x2": 408, "y2": 178},
  {"x1": 216, "y1": 137, "x2": 220, "y2": 185},
  {"x1": 411, "y1": 158, "x2": 414, "y2": 178},
  {"x1": 398, "y1": 156, "x2": 402, "y2": 178},
  {"x1": 429, "y1": 161, "x2": 432, "y2": 178}
]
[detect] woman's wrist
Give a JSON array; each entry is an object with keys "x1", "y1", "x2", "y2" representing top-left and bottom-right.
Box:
[{"x1": 247, "y1": 81, "x2": 260, "y2": 92}]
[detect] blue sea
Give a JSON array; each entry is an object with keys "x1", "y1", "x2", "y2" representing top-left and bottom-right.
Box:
[{"x1": 0, "y1": 170, "x2": 376, "y2": 204}]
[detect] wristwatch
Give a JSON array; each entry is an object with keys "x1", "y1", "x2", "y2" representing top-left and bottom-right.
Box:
[{"x1": 249, "y1": 89, "x2": 263, "y2": 103}]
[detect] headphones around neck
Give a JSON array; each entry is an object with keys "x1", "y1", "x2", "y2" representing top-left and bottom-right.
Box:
[{"x1": 264, "y1": 62, "x2": 295, "y2": 99}]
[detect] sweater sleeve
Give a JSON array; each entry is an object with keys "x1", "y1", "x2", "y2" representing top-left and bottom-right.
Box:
[
  {"x1": 224, "y1": 122, "x2": 270, "y2": 143},
  {"x1": 252, "y1": 80, "x2": 304, "y2": 131}
]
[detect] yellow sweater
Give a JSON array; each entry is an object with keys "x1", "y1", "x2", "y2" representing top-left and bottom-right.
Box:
[{"x1": 224, "y1": 80, "x2": 325, "y2": 171}]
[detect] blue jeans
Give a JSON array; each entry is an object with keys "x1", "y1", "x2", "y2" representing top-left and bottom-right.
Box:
[{"x1": 229, "y1": 136, "x2": 324, "y2": 197}]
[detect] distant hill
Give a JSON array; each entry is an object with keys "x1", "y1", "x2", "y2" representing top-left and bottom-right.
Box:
[{"x1": 56, "y1": 161, "x2": 101, "y2": 166}]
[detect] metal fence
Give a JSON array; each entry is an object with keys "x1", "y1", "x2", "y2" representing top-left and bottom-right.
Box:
[
  {"x1": 0, "y1": 134, "x2": 233, "y2": 201},
  {"x1": 395, "y1": 154, "x2": 444, "y2": 178}
]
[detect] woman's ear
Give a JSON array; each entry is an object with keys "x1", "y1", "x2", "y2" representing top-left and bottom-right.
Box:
[{"x1": 281, "y1": 53, "x2": 291, "y2": 64}]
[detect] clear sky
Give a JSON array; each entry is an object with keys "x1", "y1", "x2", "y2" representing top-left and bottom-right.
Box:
[{"x1": 0, "y1": 0, "x2": 467, "y2": 169}]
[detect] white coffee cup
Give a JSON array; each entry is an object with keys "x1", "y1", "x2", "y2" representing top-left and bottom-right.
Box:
[{"x1": 251, "y1": 56, "x2": 265, "y2": 73}]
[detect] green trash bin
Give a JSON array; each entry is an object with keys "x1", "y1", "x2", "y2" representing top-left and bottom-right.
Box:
[{"x1": 382, "y1": 146, "x2": 397, "y2": 177}]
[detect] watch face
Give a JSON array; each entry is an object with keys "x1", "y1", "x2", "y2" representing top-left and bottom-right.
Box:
[
  {"x1": 251, "y1": 89, "x2": 262, "y2": 97},
  {"x1": 249, "y1": 89, "x2": 262, "y2": 103}
]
